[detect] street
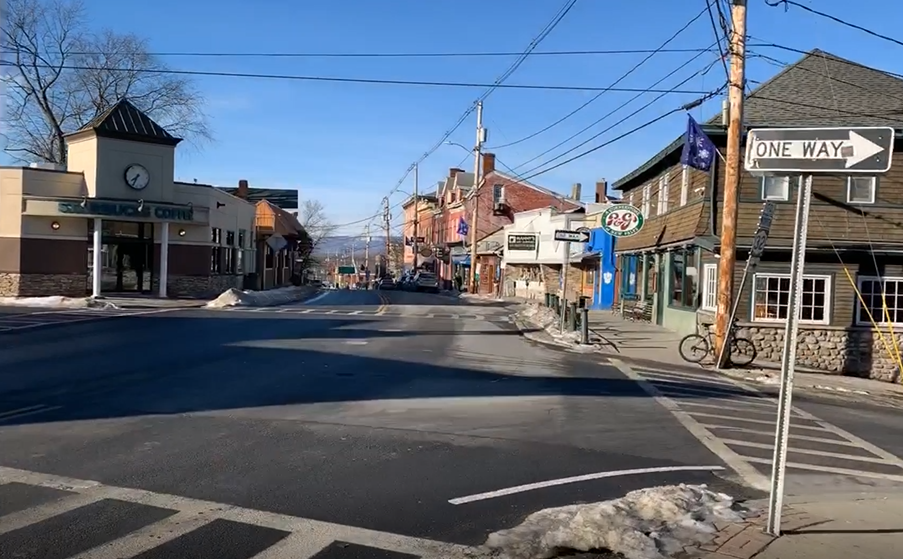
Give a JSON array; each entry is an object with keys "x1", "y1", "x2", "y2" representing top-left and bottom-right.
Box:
[{"x1": 0, "y1": 290, "x2": 757, "y2": 559}]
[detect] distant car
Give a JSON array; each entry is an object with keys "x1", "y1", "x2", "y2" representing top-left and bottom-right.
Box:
[
  {"x1": 414, "y1": 272, "x2": 439, "y2": 293},
  {"x1": 377, "y1": 277, "x2": 396, "y2": 290}
]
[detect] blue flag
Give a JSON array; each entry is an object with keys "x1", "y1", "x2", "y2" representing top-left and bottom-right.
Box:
[
  {"x1": 457, "y1": 218, "x2": 468, "y2": 237},
  {"x1": 680, "y1": 115, "x2": 716, "y2": 172}
]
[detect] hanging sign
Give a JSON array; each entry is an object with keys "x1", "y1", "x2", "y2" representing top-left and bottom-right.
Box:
[{"x1": 600, "y1": 204, "x2": 645, "y2": 237}]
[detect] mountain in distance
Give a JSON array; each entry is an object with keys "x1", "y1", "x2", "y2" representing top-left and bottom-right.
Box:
[{"x1": 313, "y1": 235, "x2": 403, "y2": 258}]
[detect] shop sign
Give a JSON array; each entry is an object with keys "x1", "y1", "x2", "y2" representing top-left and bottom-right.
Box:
[
  {"x1": 600, "y1": 204, "x2": 644, "y2": 237},
  {"x1": 58, "y1": 201, "x2": 194, "y2": 222},
  {"x1": 507, "y1": 234, "x2": 537, "y2": 252}
]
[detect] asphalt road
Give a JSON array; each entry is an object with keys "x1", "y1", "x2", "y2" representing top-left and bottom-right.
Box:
[{"x1": 0, "y1": 288, "x2": 757, "y2": 559}]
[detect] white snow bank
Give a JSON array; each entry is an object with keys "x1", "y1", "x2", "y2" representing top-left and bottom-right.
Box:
[
  {"x1": 0, "y1": 296, "x2": 117, "y2": 310},
  {"x1": 482, "y1": 484, "x2": 747, "y2": 559},
  {"x1": 517, "y1": 303, "x2": 598, "y2": 352},
  {"x1": 205, "y1": 286, "x2": 315, "y2": 308}
]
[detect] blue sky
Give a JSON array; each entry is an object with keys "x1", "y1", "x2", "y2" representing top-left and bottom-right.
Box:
[{"x1": 4, "y1": 0, "x2": 903, "y2": 235}]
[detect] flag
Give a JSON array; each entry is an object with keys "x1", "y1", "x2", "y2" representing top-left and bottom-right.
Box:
[
  {"x1": 457, "y1": 218, "x2": 469, "y2": 237},
  {"x1": 680, "y1": 115, "x2": 716, "y2": 172}
]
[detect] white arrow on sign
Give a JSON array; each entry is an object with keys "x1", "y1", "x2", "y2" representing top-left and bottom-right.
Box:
[
  {"x1": 751, "y1": 130, "x2": 885, "y2": 168},
  {"x1": 554, "y1": 230, "x2": 590, "y2": 243}
]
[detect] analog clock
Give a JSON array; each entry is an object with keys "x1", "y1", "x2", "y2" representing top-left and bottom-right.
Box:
[{"x1": 124, "y1": 164, "x2": 150, "y2": 190}]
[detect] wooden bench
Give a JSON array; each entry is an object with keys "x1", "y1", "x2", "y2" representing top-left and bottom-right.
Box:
[{"x1": 623, "y1": 298, "x2": 653, "y2": 322}]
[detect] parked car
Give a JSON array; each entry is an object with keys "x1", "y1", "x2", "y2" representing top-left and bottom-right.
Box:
[
  {"x1": 414, "y1": 272, "x2": 439, "y2": 293},
  {"x1": 377, "y1": 277, "x2": 396, "y2": 290}
]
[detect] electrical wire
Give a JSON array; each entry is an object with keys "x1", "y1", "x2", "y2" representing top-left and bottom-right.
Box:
[
  {"x1": 510, "y1": 47, "x2": 720, "y2": 173},
  {"x1": 749, "y1": 41, "x2": 903, "y2": 80},
  {"x1": 485, "y1": 3, "x2": 714, "y2": 150},
  {"x1": 67, "y1": 48, "x2": 721, "y2": 59},
  {"x1": 764, "y1": 0, "x2": 903, "y2": 50},
  {"x1": 0, "y1": 61, "x2": 709, "y2": 94},
  {"x1": 705, "y1": 0, "x2": 730, "y2": 80}
]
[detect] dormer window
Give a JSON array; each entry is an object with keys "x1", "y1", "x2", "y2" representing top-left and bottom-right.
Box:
[{"x1": 493, "y1": 184, "x2": 504, "y2": 204}]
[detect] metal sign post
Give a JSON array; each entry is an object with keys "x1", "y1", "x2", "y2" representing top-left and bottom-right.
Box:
[{"x1": 766, "y1": 176, "x2": 812, "y2": 536}]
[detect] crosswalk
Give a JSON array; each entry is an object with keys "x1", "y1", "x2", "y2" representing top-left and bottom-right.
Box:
[
  {"x1": 0, "y1": 466, "x2": 472, "y2": 559},
  {"x1": 621, "y1": 363, "x2": 903, "y2": 490},
  {"x1": 0, "y1": 308, "x2": 166, "y2": 333},
  {"x1": 215, "y1": 306, "x2": 513, "y2": 323}
]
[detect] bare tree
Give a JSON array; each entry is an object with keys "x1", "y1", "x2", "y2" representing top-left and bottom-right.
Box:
[
  {"x1": 0, "y1": 0, "x2": 211, "y2": 164},
  {"x1": 296, "y1": 199, "x2": 335, "y2": 269}
]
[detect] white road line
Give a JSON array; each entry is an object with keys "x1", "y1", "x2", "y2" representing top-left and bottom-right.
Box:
[
  {"x1": 719, "y1": 438, "x2": 891, "y2": 464},
  {"x1": 247, "y1": 532, "x2": 335, "y2": 559},
  {"x1": 639, "y1": 370, "x2": 740, "y2": 388},
  {"x1": 703, "y1": 424, "x2": 865, "y2": 447},
  {"x1": 0, "y1": 308, "x2": 177, "y2": 332},
  {"x1": 684, "y1": 411, "x2": 829, "y2": 432},
  {"x1": 302, "y1": 291, "x2": 332, "y2": 305},
  {"x1": 0, "y1": 405, "x2": 61, "y2": 422},
  {"x1": 609, "y1": 359, "x2": 771, "y2": 491},
  {"x1": 71, "y1": 510, "x2": 218, "y2": 559},
  {"x1": 741, "y1": 457, "x2": 903, "y2": 482},
  {"x1": 675, "y1": 401, "x2": 781, "y2": 417},
  {"x1": 326, "y1": 310, "x2": 338, "y2": 314},
  {"x1": 350, "y1": 310, "x2": 363, "y2": 315},
  {"x1": 0, "y1": 466, "x2": 469, "y2": 558},
  {"x1": 447, "y1": 465, "x2": 725, "y2": 505},
  {"x1": 301, "y1": 309, "x2": 314, "y2": 314}
]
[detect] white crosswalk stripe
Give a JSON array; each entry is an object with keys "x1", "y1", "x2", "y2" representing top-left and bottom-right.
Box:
[
  {"x1": 0, "y1": 466, "x2": 472, "y2": 559},
  {"x1": 0, "y1": 308, "x2": 172, "y2": 333},
  {"x1": 214, "y1": 306, "x2": 513, "y2": 322},
  {"x1": 623, "y1": 363, "x2": 903, "y2": 487}
]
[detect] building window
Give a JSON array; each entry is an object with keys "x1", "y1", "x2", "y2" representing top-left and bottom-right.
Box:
[
  {"x1": 680, "y1": 165, "x2": 689, "y2": 206},
  {"x1": 701, "y1": 263, "x2": 718, "y2": 311},
  {"x1": 225, "y1": 231, "x2": 236, "y2": 274},
  {"x1": 847, "y1": 176, "x2": 876, "y2": 204},
  {"x1": 669, "y1": 247, "x2": 698, "y2": 308},
  {"x1": 659, "y1": 175, "x2": 669, "y2": 214},
  {"x1": 752, "y1": 274, "x2": 830, "y2": 324},
  {"x1": 761, "y1": 176, "x2": 790, "y2": 201},
  {"x1": 492, "y1": 184, "x2": 504, "y2": 204},
  {"x1": 265, "y1": 245, "x2": 274, "y2": 269},
  {"x1": 857, "y1": 276, "x2": 903, "y2": 325},
  {"x1": 210, "y1": 228, "x2": 223, "y2": 274},
  {"x1": 642, "y1": 184, "x2": 651, "y2": 217}
]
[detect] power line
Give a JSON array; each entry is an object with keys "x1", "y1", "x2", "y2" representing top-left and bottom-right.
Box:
[
  {"x1": 517, "y1": 87, "x2": 724, "y2": 183},
  {"x1": 765, "y1": 0, "x2": 903, "y2": 49},
  {"x1": 749, "y1": 41, "x2": 903, "y2": 80},
  {"x1": 0, "y1": 61, "x2": 710, "y2": 94},
  {"x1": 509, "y1": 46, "x2": 720, "y2": 173},
  {"x1": 67, "y1": 47, "x2": 721, "y2": 59},
  {"x1": 486, "y1": 3, "x2": 714, "y2": 150}
]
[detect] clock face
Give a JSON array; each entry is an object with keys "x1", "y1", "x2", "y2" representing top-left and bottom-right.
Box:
[{"x1": 124, "y1": 164, "x2": 150, "y2": 190}]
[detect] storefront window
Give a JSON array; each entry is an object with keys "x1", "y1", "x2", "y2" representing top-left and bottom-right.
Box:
[
  {"x1": 265, "y1": 245, "x2": 274, "y2": 269},
  {"x1": 211, "y1": 227, "x2": 223, "y2": 274},
  {"x1": 224, "y1": 231, "x2": 236, "y2": 273},
  {"x1": 669, "y1": 247, "x2": 698, "y2": 308}
]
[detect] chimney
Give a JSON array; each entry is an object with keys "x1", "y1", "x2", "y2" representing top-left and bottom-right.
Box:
[
  {"x1": 237, "y1": 179, "x2": 249, "y2": 199},
  {"x1": 482, "y1": 152, "x2": 496, "y2": 177},
  {"x1": 595, "y1": 179, "x2": 608, "y2": 203},
  {"x1": 449, "y1": 168, "x2": 464, "y2": 178},
  {"x1": 571, "y1": 183, "x2": 582, "y2": 201}
]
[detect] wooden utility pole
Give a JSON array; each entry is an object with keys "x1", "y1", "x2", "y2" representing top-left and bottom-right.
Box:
[
  {"x1": 714, "y1": 0, "x2": 748, "y2": 366},
  {"x1": 412, "y1": 163, "x2": 420, "y2": 273},
  {"x1": 468, "y1": 101, "x2": 484, "y2": 293},
  {"x1": 383, "y1": 197, "x2": 391, "y2": 277}
]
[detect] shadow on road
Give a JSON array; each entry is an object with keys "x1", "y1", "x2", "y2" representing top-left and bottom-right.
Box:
[{"x1": 0, "y1": 311, "x2": 775, "y2": 428}]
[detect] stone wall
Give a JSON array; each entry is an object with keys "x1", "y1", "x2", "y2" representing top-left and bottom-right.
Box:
[
  {"x1": 168, "y1": 275, "x2": 243, "y2": 299},
  {"x1": 540, "y1": 263, "x2": 585, "y2": 301},
  {"x1": 739, "y1": 323, "x2": 902, "y2": 382},
  {"x1": 0, "y1": 272, "x2": 87, "y2": 297}
]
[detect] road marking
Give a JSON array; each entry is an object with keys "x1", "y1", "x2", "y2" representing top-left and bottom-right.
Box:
[
  {"x1": 609, "y1": 359, "x2": 771, "y2": 492},
  {"x1": 0, "y1": 308, "x2": 177, "y2": 333},
  {"x1": 741, "y1": 457, "x2": 903, "y2": 482},
  {"x1": 326, "y1": 309, "x2": 338, "y2": 314},
  {"x1": 0, "y1": 404, "x2": 61, "y2": 422},
  {"x1": 718, "y1": 438, "x2": 893, "y2": 464},
  {"x1": 69, "y1": 509, "x2": 217, "y2": 559},
  {"x1": 303, "y1": 291, "x2": 332, "y2": 305},
  {"x1": 350, "y1": 310, "x2": 363, "y2": 315},
  {"x1": 447, "y1": 465, "x2": 725, "y2": 505},
  {"x1": 0, "y1": 466, "x2": 470, "y2": 559},
  {"x1": 344, "y1": 341, "x2": 368, "y2": 345},
  {"x1": 301, "y1": 309, "x2": 314, "y2": 314}
]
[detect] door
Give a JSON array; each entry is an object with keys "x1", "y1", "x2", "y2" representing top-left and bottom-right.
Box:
[{"x1": 655, "y1": 254, "x2": 665, "y2": 325}]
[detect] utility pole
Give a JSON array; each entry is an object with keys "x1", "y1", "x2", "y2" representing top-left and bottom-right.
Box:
[
  {"x1": 714, "y1": 0, "x2": 748, "y2": 366},
  {"x1": 412, "y1": 162, "x2": 420, "y2": 274},
  {"x1": 559, "y1": 211, "x2": 572, "y2": 333},
  {"x1": 468, "y1": 101, "x2": 485, "y2": 293},
  {"x1": 383, "y1": 197, "x2": 391, "y2": 277},
  {"x1": 364, "y1": 224, "x2": 371, "y2": 272}
]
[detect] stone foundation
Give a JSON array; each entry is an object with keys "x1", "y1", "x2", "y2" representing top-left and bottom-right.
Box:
[
  {"x1": 167, "y1": 275, "x2": 243, "y2": 299},
  {"x1": 740, "y1": 323, "x2": 903, "y2": 382},
  {"x1": 0, "y1": 272, "x2": 87, "y2": 297}
]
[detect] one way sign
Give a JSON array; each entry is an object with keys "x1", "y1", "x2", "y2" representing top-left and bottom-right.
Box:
[
  {"x1": 745, "y1": 126, "x2": 894, "y2": 174},
  {"x1": 554, "y1": 229, "x2": 590, "y2": 243}
]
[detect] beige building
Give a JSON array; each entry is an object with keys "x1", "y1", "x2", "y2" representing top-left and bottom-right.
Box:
[{"x1": 0, "y1": 99, "x2": 257, "y2": 299}]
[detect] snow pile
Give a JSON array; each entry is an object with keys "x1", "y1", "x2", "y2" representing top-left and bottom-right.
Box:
[
  {"x1": 482, "y1": 484, "x2": 747, "y2": 559},
  {"x1": 205, "y1": 286, "x2": 315, "y2": 309},
  {"x1": 517, "y1": 303, "x2": 596, "y2": 350},
  {"x1": 0, "y1": 296, "x2": 117, "y2": 310}
]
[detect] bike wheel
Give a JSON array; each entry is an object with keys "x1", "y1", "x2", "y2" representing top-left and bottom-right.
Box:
[
  {"x1": 729, "y1": 337, "x2": 757, "y2": 367},
  {"x1": 679, "y1": 334, "x2": 710, "y2": 363}
]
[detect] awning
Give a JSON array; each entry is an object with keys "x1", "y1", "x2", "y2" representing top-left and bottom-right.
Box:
[{"x1": 576, "y1": 251, "x2": 601, "y2": 261}]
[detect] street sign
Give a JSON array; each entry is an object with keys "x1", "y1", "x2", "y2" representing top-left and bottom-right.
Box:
[
  {"x1": 745, "y1": 126, "x2": 894, "y2": 174},
  {"x1": 600, "y1": 204, "x2": 645, "y2": 237},
  {"x1": 507, "y1": 234, "x2": 537, "y2": 252},
  {"x1": 554, "y1": 229, "x2": 591, "y2": 243}
]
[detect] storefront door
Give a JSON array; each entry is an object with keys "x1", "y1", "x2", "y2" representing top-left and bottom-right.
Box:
[{"x1": 89, "y1": 221, "x2": 155, "y2": 294}]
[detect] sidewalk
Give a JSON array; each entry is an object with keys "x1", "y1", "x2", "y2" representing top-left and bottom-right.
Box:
[
  {"x1": 513, "y1": 302, "x2": 903, "y2": 405},
  {"x1": 685, "y1": 495, "x2": 903, "y2": 559}
]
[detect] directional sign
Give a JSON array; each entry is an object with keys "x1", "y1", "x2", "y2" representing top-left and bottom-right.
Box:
[
  {"x1": 745, "y1": 127, "x2": 894, "y2": 174},
  {"x1": 554, "y1": 229, "x2": 590, "y2": 243}
]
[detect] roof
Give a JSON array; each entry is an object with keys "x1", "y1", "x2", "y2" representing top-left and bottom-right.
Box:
[
  {"x1": 488, "y1": 170, "x2": 583, "y2": 206},
  {"x1": 612, "y1": 49, "x2": 903, "y2": 190},
  {"x1": 218, "y1": 187, "x2": 298, "y2": 209},
  {"x1": 258, "y1": 200, "x2": 307, "y2": 237},
  {"x1": 401, "y1": 191, "x2": 438, "y2": 209},
  {"x1": 66, "y1": 99, "x2": 181, "y2": 146}
]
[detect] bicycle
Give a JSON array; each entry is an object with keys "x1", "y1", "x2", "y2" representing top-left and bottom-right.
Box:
[{"x1": 678, "y1": 322, "x2": 757, "y2": 367}]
